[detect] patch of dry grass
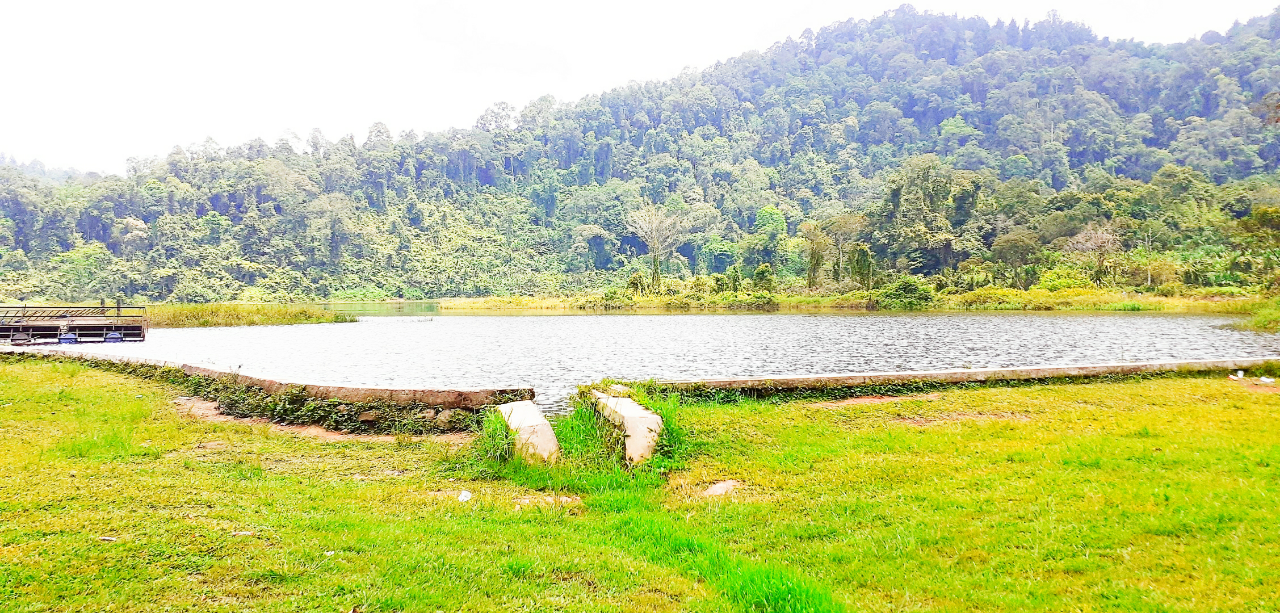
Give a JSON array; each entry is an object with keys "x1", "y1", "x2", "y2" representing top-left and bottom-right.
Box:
[{"x1": 146, "y1": 303, "x2": 356, "y2": 328}]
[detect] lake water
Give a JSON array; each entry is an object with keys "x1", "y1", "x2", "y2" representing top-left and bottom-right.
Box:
[{"x1": 50, "y1": 312, "x2": 1280, "y2": 410}]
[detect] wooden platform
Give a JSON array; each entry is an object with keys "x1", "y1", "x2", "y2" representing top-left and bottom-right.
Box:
[{"x1": 0, "y1": 306, "x2": 147, "y2": 344}]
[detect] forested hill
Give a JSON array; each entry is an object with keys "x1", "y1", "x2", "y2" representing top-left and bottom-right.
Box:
[{"x1": 7, "y1": 6, "x2": 1280, "y2": 302}]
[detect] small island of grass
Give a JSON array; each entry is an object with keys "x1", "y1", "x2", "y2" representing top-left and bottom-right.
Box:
[{"x1": 145, "y1": 303, "x2": 356, "y2": 328}]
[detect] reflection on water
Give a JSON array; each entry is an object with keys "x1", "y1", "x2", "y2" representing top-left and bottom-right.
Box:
[{"x1": 56, "y1": 312, "x2": 1280, "y2": 411}]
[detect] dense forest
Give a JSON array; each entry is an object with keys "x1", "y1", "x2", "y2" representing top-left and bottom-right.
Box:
[{"x1": 7, "y1": 6, "x2": 1280, "y2": 302}]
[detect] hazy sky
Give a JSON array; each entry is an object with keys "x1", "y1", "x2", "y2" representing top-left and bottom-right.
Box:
[{"x1": 3, "y1": 0, "x2": 1277, "y2": 174}]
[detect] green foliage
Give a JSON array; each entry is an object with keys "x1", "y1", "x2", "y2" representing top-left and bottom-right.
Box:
[
  {"x1": 873, "y1": 276, "x2": 935, "y2": 310},
  {"x1": 727, "y1": 265, "x2": 743, "y2": 292},
  {"x1": 752, "y1": 263, "x2": 777, "y2": 292},
  {"x1": 0, "y1": 352, "x2": 485, "y2": 435},
  {"x1": 1035, "y1": 267, "x2": 1095, "y2": 291},
  {"x1": 1245, "y1": 297, "x2": 1280, "y2": 331},
  {"x1": 147, "y1": 303, "x2": 356, "y2": 327},
  {"x1": 463, "y1": 410, "x2": 516, "y2": 478},
  {"x1": 621, "y1": 515, "x2": 844, "y2": 613},
  {"x1": 7, "y1": 9, "x2": 1280, "y2": 301}
]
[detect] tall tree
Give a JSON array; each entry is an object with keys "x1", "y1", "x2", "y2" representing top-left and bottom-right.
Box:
[
  {"x1": 798, "y1": 221, "x2": 832, "y2": 288},
  {"x1": 625, "y1": 206, "x2": 690, "y2": 291}
]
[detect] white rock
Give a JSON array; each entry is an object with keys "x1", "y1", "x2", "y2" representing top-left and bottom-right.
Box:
[
  {"x1": 496, "y1": 400, "x2": 559, "y2": 463},
  {"x1": 591, "y1": 391, "x2": 663, "y2": 464}
]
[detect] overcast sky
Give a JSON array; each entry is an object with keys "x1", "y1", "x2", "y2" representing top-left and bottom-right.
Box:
[{"x1": 3, "y1": 0, "x2": 1277, "y2": 174}]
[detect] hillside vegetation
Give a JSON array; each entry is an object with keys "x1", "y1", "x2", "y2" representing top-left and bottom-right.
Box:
[{"x1": 7, "y1": 7, "x2": 1280, "y2": 302}]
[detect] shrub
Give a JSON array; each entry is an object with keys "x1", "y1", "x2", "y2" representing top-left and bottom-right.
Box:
[
  {"x1": 710, "y1": 292, "x2": 778, "y2": 310},
  {"x1": 710, "y1": 273, "x2": 728, "y2": 293},
  {"x1": 873, "y1": 276, "x2": 935, "y2": 310},
  {"x1": 1247, "y1": 299, "x2": 1280, "y2": 331},
  {"x1": 683, "y1": 276, "x2": 706, "y2": 293},
  {"x1": 626, "y1": 271, "x2": 647, "y2": 295},
  {"x1": 1105, "y1": 301, "x2": 1146, "y2": 311},
  {"x1": 949, "y1": 287, "x2": 1032, "y2": 310},
  {"x1": 727, "y1": 265, "x2": 743, "y2": 292},
  {"x1": 1193, "y1": 286, "x2": 1249, "y2": 298},
  {"x1": 147, "y1": 303, "x2": 356, "y2": 327},
  {"x1": 752, "y1": 264, "x2": 776, "y2": 292},
  {"x1": 1034, "y1": 267, "x2": 1094, "y2": 291}
]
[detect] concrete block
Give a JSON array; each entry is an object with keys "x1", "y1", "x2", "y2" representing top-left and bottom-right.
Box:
[
  {"x1": 656, "y1": 358, "x2": 1280, "y2": 392},
  {"x1": 496, "y1": 400, "x2": 559, "y2": 463},
  {"x1": 591, "y1": 390, "x2": 663, "y2": 465},
  {"x1": 1, "y1": 346, "x2": 530, "y2": 408}
]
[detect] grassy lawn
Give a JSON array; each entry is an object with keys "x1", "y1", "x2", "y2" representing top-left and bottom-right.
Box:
[{"x1": 2, "y1": 361, "x2": 1278, "y2": 612}]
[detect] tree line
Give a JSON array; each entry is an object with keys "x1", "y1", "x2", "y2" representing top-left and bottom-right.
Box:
[{"x1": 5, "y1": 5, "x2": 1280, "y2": 302}]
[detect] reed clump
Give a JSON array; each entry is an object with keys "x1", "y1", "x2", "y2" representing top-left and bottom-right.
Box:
[
  {"x1": 1243, "y1": 297, "x2": 1280, "y2": 331},
  {"x1": 444, "y1": 287, "x2": 1265, "y2": 315},
  {"x1": 146, "y1": 303, "x2": 356, "y2": 328},
  {"x1": 937, "y1": 287, "x2": 1264, "y2": 313}
]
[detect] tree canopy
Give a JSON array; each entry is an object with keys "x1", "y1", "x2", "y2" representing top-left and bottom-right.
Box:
[{"x1": 7, "y1": 6, "x2": 1280, "y2": 301}]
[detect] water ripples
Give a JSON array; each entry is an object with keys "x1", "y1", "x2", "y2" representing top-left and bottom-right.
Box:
[{"x1": 55, "y1": 312, "x2": 1280, "y2": 410}]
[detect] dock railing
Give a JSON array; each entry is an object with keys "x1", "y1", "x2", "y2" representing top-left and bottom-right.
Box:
[{"x1": 0, "y1": 305, "x2": 148, "y2": 344}]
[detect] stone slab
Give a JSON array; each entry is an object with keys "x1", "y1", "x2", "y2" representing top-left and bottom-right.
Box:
[
  {"x1": 0, "y1": 346, "x2": 531, "y2": 408},
  {"x1": 655, "y1": 357, "x2": 1280, "y2": 391},
  {"x1": 591, "y1": 390, "x2": 663, "y2": 465},
  {"x1": 496, "y1": 400, "x2": 559, "y2": 463}
]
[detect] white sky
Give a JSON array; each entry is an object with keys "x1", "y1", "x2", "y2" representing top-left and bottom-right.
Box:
[{"x1": 2, "y1": 0, "x2": 1277, "y2": 174}]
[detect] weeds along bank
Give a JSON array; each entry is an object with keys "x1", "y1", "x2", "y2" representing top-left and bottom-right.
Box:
[
  {"x1": 145, "y1": 303, "x2": 356, "y2": 328},
  {"x1": 0, "y1": 302, "x2": 358, "y2": 328},
  {"x1": 0, "y1": 352, "x2": 504, "y2": 435},
  {"x1": 8, "y1": 283, "x2": 1262, "y2": 333},
  {"x1": 440, "y1": 283, "x2": 1265, "y2": 315},
  {"x1": 3, "y1": 360, "x2": 1279, "y2": 611}
]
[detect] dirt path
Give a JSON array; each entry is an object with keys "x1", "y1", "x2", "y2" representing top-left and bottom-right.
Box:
[
  {"x1": 171, "y1": 397, "x2": 474, "y2": 445},
  {"x1": 1233, "y1": 379, "x2": 1280, "y2": 394}
]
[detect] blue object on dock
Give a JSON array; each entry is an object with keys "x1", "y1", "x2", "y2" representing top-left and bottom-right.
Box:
[
  {"x1": 58, "y1": 333, "x2": 78, "y2": 344},
  {"x1": 105, "y1": 332, "x2": 123, "y2": 343}
]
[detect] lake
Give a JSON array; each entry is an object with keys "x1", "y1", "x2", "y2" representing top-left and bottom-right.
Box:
[{"x1": 51, "y1": 312, "x2": 1280, "y2": 410}]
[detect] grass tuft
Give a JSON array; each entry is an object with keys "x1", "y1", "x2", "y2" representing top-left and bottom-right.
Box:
[{"x1": 50, "y1": 425, "x2": 160, "y2": 461}]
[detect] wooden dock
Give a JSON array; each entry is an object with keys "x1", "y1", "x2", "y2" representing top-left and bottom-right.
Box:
[{"x1": 0, "y1": 306, "x2": 147, "y2": 344}]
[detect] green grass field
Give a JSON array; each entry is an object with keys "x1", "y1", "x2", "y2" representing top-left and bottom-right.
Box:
[{"x1": 2, "y1": 362, "x2": 1278, "y2": 612}]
